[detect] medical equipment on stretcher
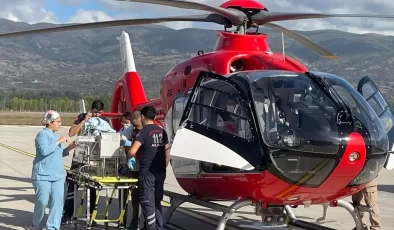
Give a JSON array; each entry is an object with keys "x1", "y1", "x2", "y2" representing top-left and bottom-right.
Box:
[{"x1": 73, "y1": 123, "x2": 128, "y2": 178}]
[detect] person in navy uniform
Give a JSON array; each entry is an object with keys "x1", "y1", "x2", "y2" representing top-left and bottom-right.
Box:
[
  {"x1": 128, "y1": 106, "x2": 171, "y2": 230},
  {"x1": 62, "y1": 100, "x2": 110, "y2": 226}
]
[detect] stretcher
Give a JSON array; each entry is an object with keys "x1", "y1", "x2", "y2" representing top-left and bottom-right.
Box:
[{"x1": 66, "y1": 169, "x2": 138, "y2": 230}]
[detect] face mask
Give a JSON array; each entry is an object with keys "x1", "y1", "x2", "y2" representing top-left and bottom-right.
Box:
[{"x1": 123, "y1": 124, "x2": 131, "y2": 129}]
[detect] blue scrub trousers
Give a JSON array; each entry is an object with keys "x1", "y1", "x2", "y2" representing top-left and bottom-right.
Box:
[{"x1": 32, "y1": 179, "x2": 64, "y2": 230}]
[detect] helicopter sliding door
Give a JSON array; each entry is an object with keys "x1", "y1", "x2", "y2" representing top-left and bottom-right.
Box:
[
  {"x1": 170, "y1": 71, "x2": 262, "y2": 171},
  {"x1": 358, "y1": 76, "x2": 394, "y2": 170}
]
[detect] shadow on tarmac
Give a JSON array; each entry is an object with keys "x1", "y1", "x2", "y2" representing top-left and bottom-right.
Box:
[
  {"x1": 378, "y1": 184, "x2": 394, "y2": 194},
  {"x1": 0, "y1": 174, "x2": 337, "y2": 230}
]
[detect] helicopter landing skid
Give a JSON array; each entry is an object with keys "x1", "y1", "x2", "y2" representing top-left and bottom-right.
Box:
[
  {"x1": 163, "y1": 191, "x2": 369, "y2": 230},
  {"x1": 284, "y1": 200, "x2": 371, "y2": 230}
]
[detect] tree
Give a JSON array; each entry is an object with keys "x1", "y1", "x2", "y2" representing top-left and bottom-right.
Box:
[{"x1": 0, "y1": 90, "x2": 114, "y2": 112}]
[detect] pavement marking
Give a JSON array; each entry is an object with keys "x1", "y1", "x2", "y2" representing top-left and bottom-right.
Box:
[
  {"x1": 0, "y1": 142, "x2": 243, "y2": 230},
  {"x1": 0, "y1": 143, "x2": 36, "y2": 158},
  {"x1": 0, "y1": 142, "x2": 73, "y2": 169}
]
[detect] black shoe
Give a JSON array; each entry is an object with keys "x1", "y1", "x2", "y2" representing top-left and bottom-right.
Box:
[
  {"x1": 127, "y1": 223, "x2": 139, "y2": 230},
  {"x1": 127, "y1": 227, "x2": 139, "y2": 230},
  {"x1": 61, "y1": 216, "x2": 72, "y2": 225},
  {"x1": 116, "y1": 223, "x2": 127, "y2": 229},
  {"x1": 352, "y1": 224, "x2": 368, "y2": 230}
]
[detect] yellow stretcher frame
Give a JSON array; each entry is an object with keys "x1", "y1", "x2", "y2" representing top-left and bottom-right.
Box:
[{"x1": 67, "y1": 169, "x2": 138, "y2": 230}]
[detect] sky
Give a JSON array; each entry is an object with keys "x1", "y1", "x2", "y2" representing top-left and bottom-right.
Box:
[{"x1": 2, "y1": 0, "x2": 394, "y2": 35}]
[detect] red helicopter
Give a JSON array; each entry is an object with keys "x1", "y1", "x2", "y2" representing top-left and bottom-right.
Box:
[{"x1": 2, "y1": 0, "x2": 394, "y2": 229}]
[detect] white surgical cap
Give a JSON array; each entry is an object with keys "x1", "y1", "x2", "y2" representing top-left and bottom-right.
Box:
[{"x1": 41, "y1": 110, "x2": 60, "y2": 125}]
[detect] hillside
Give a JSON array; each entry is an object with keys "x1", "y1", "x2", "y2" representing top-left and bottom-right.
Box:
[{"x1": 0, "y1": 18, "x2": 394, "y2": 101}]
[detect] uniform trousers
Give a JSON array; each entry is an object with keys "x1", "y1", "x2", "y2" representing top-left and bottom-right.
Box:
[
  {"x1": 118, "y1": 170, "x2": 141, "y2": 229},
  {"x1": 352, "y1": 178, "x2": 381, "y2": 230},
  {"x1": 139, "y1": 173, "x2": 166, "y2": 230}
]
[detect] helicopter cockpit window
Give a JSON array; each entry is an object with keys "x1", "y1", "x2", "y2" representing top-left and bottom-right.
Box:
[
  {"x1": 187, "y1": 78, "x2": 253, "y2": 140},
  {"x1": 330, "y1": 84, "x2": 387, "y2": 153},
  {"x1": 247, "y1": 71, "x2": 340, "y2": 154},
  {"x1": 313, "y1": 72, "x2": 389, "y2": 154}
]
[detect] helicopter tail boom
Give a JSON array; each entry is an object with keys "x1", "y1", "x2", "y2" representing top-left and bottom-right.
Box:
[
  {"x1": 108, "y1": 31, "x2": 148, "y2": 130},
  {"x1": 120, "y1": 31, "x2": 137, "y2": 74},
  {"x1": 118, "y1": 30, "x2": 147, "y2": 109}
]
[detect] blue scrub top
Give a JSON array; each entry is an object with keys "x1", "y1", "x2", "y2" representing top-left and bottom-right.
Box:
[{"x1": 32, "y1": 128, "x2": 68, "y2": 181}]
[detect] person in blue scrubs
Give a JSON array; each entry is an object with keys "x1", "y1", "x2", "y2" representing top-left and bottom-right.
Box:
[
  {"x1": 119, "y1": 111, "x2": 134, "y2": 142},
  {"x1": 31, "y1": 110, "x2": 76, "y2": 230}
]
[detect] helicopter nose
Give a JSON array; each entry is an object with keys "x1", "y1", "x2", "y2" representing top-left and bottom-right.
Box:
[
  {"x1": 339, "y1": 132, "x2": 366, "y2": 171},
  {"x1": 346, "y1": 132, "x2": 388, "y2": 187}
]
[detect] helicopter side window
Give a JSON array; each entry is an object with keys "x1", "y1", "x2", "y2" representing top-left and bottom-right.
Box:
[
  {"x1": 214, "y1": 94, "x2": 251, "y2": 138},
  {"x1": 360, "y1": 83, "x2": 388, "y2": 118},
  {"x1": 187, "y1": 80, "x2": 253, "y2": 140},
  {"x1": 188, "y1": 87, "x2": 214, "y2": 127},
  {"x1": 172, "y1": 94, "x2": 190, "y2": 134},
  {"x1": 184, "y1": 78, "x2": 256, "y2": 173}
]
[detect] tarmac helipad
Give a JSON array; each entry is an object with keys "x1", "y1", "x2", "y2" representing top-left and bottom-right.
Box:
[{"x1": 0, "y1": 125, "x2": 393, "y2": 230}]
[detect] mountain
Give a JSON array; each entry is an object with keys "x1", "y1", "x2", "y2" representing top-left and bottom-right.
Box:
[{"x1": 0, "y1": 18, "x2": 394, "y2": 102}]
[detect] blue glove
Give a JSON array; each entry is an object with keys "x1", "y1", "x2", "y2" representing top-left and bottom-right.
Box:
[
  {"x1": 128, "y1": 157, "x2": 136, "y2": 170},
  {"x1": 120, "y1": 139, "x2": 132, "y2": 147}
]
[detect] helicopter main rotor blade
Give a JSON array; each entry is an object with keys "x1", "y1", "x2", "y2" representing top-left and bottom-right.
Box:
[
  {"x1": 115, "y1": 0, "x2": 246, "y2": 25},
  {"x1": 264, "y1": 22, "x2": 338, "y2": 60},
  {"x1": 0, "y1": 14, "x2": 225, "y2": 39},
  {"x1": 252, "y1": 12, "x2": 394, "y2": 25}
]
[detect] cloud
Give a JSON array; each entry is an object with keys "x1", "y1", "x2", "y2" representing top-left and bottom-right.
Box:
[
  {"x1": 262, "y1": 0, "x2": 394, "y2": 35},
  {"x1": 0, "y1": 0, "x2": 58, "y2": 24},
  {"x1": 63, "y1": 0, "x2": 208, "y2": 29},
  {"x1": 57, "y1": 0, "x2": 82, "y2": 4},
  {"x1": 67, "y1": 9, "x2": 115, "y2": 23},
  {"x1": 76, "y1": 0, "x2": 394, "y2": 34},
  {"x1": 161, "y1": 21, "x2": 194, "y2": 30},
  {"x1": 2, "y1": 0, "x2": 394, "y2": 34}
]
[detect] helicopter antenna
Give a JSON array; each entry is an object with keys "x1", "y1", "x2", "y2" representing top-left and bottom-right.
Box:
[{"x1": 281, "y1": 32, "x2": 285, "y2": 62}]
